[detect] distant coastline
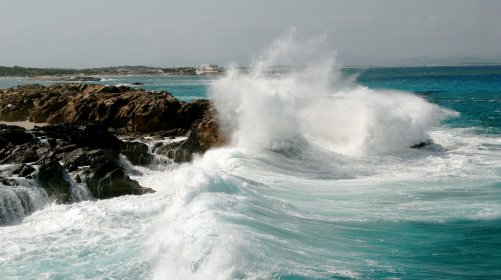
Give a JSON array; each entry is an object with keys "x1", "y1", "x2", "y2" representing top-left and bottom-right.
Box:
[
  {"x1": 0, "y1": 65, "x2": 223, "y2": 79},
  {"x1": 1, "y1": 64, "x2": 501, "y2": 79}
]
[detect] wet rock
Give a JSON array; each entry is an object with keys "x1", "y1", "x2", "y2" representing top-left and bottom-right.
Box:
[
  {"x1": 154, "y1": 141, "x2": 192, "y2": 163},
  {"x1": 33, "y1": 123, "x2": 122, "y2": 151},
  {"x1": 0, "y1": 123, "x2": 156, "y2": 203},
  {"x1": 411, "y1": 139, "x2": 433, "y2": 149},
  {"x1": 0, "y1": 143, "x2": 40, "y2": 164},
  {"x1": 61, "y1": 148, "x2": 116, "y2": 172},
  {"x1": 0, "y1": 84, "x2": 229, "y2": 204},
  {"x1": 0, "y1": 124, "x2": 35, "y2": 146},
  {"x1": 12, "y1": 164, "x2": 35, "y2": 177},
  {"x1": 0, "y1": 176, "x2": 18, "y2": 186},
  {"x1": 121, "y1": 141, "x2": 153, "y2": 165},
  {"x1": 66, "y1": 76, "x2": 101, "y2": 82},
  {"x1": 59, "y1": 147, "x2": 154, "y2": 198},
  {"x1": 36, "y1": 160, "x2": 72, "y2": 203},
  {"x1": 154, "y1": 107, "x2": 224, "y2": 162},
  {"x1": 81, "y1": 154, "x2": 154, "y2": 199},
  {"x1": 176, "y1": 99, "x2": 211, "y2": 130},
  {"x1": 151, "y1": 128, "x2": 186, "y2": 138}
]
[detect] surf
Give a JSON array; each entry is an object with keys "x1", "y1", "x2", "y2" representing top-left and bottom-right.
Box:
[{"x1": 143, "y1": 34, "x2": 493, "y2": 280}]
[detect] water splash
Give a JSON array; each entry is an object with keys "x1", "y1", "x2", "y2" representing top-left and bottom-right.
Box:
[
  {"x1": 0, "y1": 179, "x2": 49, "y2": 225},
  {"x1": 210, "y1": 33, "x2": 457, "y2": 156},
  {"x1": 144, "y1": 34, "x2": 477, "y2": 280}
]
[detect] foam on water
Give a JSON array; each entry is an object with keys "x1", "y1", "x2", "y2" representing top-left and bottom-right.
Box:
[
  {"x1": 1, "y1": 34, "x2": 500, "y2": 279},
  {"x1": 0, "y1": 177, "x2": 48, "y2": 225},
  {"x1": 142, "y1": 128, "x2": 500, "y2": 279},
  {"x1": 210, "y1": 36, "x2": 456, "y2": 156},
  {"x1": 143, "y1": 35, "x2": 500, "y2": 279}
]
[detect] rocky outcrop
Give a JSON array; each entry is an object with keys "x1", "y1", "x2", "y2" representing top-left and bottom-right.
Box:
[
  {"x1": 121, "y1": 141, "x2": 153, "y2": 165},
  {"x1": 36, "y1": 160, "x2": 73, "y2": 203},
  {"x1": 0, "y1": 83, "x2": 226, "y2": 162},
  {"x1": 67, "y1": 148, "x2": 153, "y2": 199},
  {"x1": 0, "y1": 124, "x2": 154, "y2": 205},
  {"x1": 154, "y1": 106, "x2": 225, "y2": 162},
  {"x1": 0, "y1": 83, "x2": 226, "y2": 224},
  {"x1": 0, "y1": 124, "x2": 40, "y2": 164},
  {"x1": 0, "y1": 83, "x2": 210, "y2": 135}
]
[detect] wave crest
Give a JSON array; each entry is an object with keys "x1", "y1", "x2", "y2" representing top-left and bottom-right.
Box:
[{"x1": 210, "y1": 35, "x2": 456, "y2": 156}]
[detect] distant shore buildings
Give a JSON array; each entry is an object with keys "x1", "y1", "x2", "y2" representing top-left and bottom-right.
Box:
[{"x1": 195, "y1": 64, "x2": 220, "y2": 75}]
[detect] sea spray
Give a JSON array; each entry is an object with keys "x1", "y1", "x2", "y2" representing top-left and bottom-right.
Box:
[
  {"x1": 0, "y1": 64, "x2": 499, "y2": 279},
  {"x1": 145, "y1": 34, "x2": 467, "y2": 279},
  {"x1": 145, "y1": 148, "x2": 253, "y2": 279},
  {"x1": 0, "y1": 178, "x2": 49, "y2": 225},
  {"x1": 210, "y1": 34, "x2": 457, "y2": 156}
]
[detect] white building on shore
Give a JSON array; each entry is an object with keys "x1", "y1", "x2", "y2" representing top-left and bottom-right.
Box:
[{"x1": 195, "y1": 64, "x2": 219, "y2": 75}]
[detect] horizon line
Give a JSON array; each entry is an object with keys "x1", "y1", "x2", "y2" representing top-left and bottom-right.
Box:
[{"x1": 2, "y1": 62, "x2": 501, "y2": 71}]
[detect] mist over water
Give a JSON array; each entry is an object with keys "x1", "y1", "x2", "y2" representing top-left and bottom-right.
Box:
[
  {"x1": 144, "y1": 36, "x2": 500, "y2": 279},
  {"x1": 210, "y1": 35, "x2": 456, "y2": 156},
  {"x1": 1, "y1": 35, "x2": 500, "y2": 280}
]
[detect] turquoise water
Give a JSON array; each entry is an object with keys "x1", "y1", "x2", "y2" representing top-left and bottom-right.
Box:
[
  {"x1": 0, "y1": 66, "x2": 500, "y2": 279},
  {"x1": 352, "y1": 66, "x2": 501, "y2": 134},
  {"x1": 0, "y1": 75, "x2": 217, "y2": 102}
]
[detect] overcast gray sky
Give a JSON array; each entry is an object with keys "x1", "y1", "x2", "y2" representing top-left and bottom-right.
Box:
[{"x1": 1, "y1": 0, "x2": 500, "y2": 68}]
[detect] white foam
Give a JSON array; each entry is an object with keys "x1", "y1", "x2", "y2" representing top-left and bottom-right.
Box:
[
  {"x1": 143, "y1": 34, "x2": 498, "y2": 279},
  {"x1": 210, "y1": 35, "x2": 457, "y2": 156},
  {"x1": 1, "y1": 34, "x2": 500, "y2": 280}
]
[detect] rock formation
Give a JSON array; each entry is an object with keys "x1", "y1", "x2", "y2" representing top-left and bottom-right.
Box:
[
  {"x1": 0, "y1": 83, "x2": 208, "y2": 135},
  {"x1": 0, "y1": 83, "x2": 225, "y2": 161},
  {"x1": 0, "y1": 83, "x2": 226, "y2": 224},
  {"x1": 0, "y1": 123, "x2": 154, "y2": 203}
]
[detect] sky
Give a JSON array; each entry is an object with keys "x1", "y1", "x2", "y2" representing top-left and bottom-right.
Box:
[{"x1": 1, "y1": 0, "x2": 500, "y2": 68}]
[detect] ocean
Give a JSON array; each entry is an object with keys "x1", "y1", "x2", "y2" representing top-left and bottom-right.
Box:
[{"x1": 0, "y1": 65, "x2": 500, "y2": 279}]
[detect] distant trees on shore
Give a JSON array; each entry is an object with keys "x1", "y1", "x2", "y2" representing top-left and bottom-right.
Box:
[{"x1": 0, "y1": 65, "x2": 198, "y2": 77}]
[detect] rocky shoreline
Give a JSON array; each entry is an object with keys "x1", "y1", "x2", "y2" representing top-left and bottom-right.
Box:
[{"x1": 0, "y1": 83, "x2": 224, "y2": 225}]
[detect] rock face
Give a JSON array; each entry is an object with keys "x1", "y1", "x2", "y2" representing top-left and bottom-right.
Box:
[
  {"x1": 36, "y1": 160, "x2": 73, "y2": 203},
  {"x1": 155, "y1": 106, "x2": 225, "y2": 162},
  {"x1": 0, "y1": 83, "x2": 209, "y2": 135},
  {"x1": 0, "y1": 124, "x2": 154, "y2": 204},
  {"x1": 0, "y1": 83, "x2": 226, "y2": 224},
  {"x1": 0, "y1": 83, "x2": 226, "y2": 163},
  {"x1": 121, "y1": 141, "x2": 153, "y2": 165}
]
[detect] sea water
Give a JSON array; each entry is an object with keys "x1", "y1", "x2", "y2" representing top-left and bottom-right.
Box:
[
  {"x1": 1, "y1": 45, "x2": 500, "y2": 279},
  {"x1": 0, "y1": 75, "x2": 216, "y2": 102}
]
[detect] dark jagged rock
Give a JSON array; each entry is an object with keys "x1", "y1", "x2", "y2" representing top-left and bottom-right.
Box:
[
  {"x1": 62, "y1": 148, "x2": 117, "y2": 172},
  {"x1": 151, "y1": 128, "x2": 186, "y2": 138},
  {"x1": 0, "y1": 124, "x2": 35, "y2": 146},
  {"x1": 66, "y1": 76, "x2": 101, "y2": 82},
  {"x1": 12, "y1": 164, "x2": 35, "y2": 177},
  {"x1": 0, "y1": 83, "x2": 227, "y2": 209},
  {"x1": 121, "y1": 141, "x2": 153, "y2": 165},
  {"x1": 33, "y1": 123, "x2": 122, "y2": 151},
  {"x1": 411, "y1": 139, "x2": 433, "y2": 149},
  {"x1": 36, "y1": 160, "x2": 72, "y2": 203},
  {"x1": 155, "y1": 141, "x2": 191, "y2": 163},
  {"x1": 175, "y1": 99, "x2": 211, "y2": 130},
  {"x1": 154, "y1": 106, "x2": 224, "y2": 162},
  {"x1": 0, "y1": 142, "x2": 40, "y2": 164},
  {"x1": 83, "y1": 161, "x2": 154, "y2": 199},
  {"x1": 0, "y1": 124, "x2": 155, "y2": 205},
  {"x1": 0, "y1": 82, "x2": 230, "y2": 224},
  {"x1": 0, "y1": 176, "x2": 18, "y2": 186},
  {"x1": 71, "y1": 148, "x2": 153, "y2": 198}
]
